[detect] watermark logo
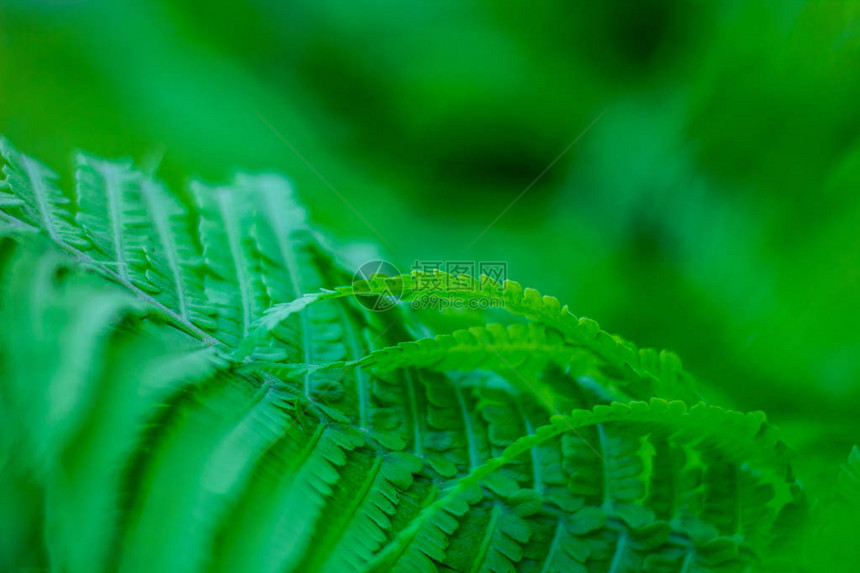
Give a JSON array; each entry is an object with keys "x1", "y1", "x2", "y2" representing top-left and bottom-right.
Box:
[
  {"x1": 409, "y1": 260, "x2": 507, "y2": 311},
  {"x1": 411, "y1": 260, "x2": 508, "y2": 286},
  {"x1": 352, "y1": 260, "x2": 509, "y2": 312},
  {"x1": 352, "y1": 260, "x2": 402, "y2": 312},
  {"x1": 409, "y1": 293, "x2": 506, "y2": 311}
]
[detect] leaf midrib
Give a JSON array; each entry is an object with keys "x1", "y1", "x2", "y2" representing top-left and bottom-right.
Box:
[{"x1": 140, "y1": 180, "x2": 190, "y2": 322}]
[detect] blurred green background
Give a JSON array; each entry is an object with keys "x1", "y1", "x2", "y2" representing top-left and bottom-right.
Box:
[{"x1": 1, "y1": 0, "x2": 858, "y2": 485}]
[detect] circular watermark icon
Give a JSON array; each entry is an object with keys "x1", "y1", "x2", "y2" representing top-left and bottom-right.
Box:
[{"x1": 352, "y1": 260, "x2": 402, "y2": 312}]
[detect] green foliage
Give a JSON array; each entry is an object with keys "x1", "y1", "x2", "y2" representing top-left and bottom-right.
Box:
[{"x1": 0, "y1": 139, "x2": 853, "y2": 573}]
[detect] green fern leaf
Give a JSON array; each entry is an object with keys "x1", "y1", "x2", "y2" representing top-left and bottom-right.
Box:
[
  {"x1": 254, "y1": 271, "x2": 701, "y2": 403},
  {"x1": 0, "y1": 140, "x2": 814, "y2": 573},
  {"x1": 0, "y1": 137, "x2": 88, "y2": 248}
]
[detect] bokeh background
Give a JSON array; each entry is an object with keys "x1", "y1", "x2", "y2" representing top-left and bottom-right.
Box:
[{"x1": 1, "y1": 0, "x2": 859, "y2": 488}]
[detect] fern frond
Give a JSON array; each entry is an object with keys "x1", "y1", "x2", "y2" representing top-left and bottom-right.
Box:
[
  {"x1": 0, "y1": 139, "x2": 223, "y2": 344},
  {"x1": 254, "y1": 322, "x2": 620, "y2": 408},
  {"x1": 0, "y1": 140, "x2": 811, "y2": 573},
  {"x1": 117, "y1": 378, "x2": 303, "y2": 573},
  {"x1": 192, "y1": 179, "x2": 272, "y2": 347},
  {"x1": 208, "y1": 422, "x2": 368, "y2": 573},
  {"x1": 74, "y1": 153, "x2": 147, "y2": 282},
  {"x1": 364, "y1": 399, "x2": 791, "y2": 573},
  {"x1": 136, "y1": 177, "x2": 214, "y2": 330},
  {"x1": 0, "y1": 137, "x2": 87, "y2": 248},
  {"x1": 349, "y1": 322, "x2": 579, "y2": 374},
  {"x1": 253, "y1": 271, "x2": 701, "y2": 403},
  {"x1": 0, "y1": 237, "x2": 229, "y2": 573},
  {"x1": 0, "y1": 142, "x2": 386, "y2": 409},
  {"x1": 292, "y1": 451, "x2": 424, "y2": 573}
]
